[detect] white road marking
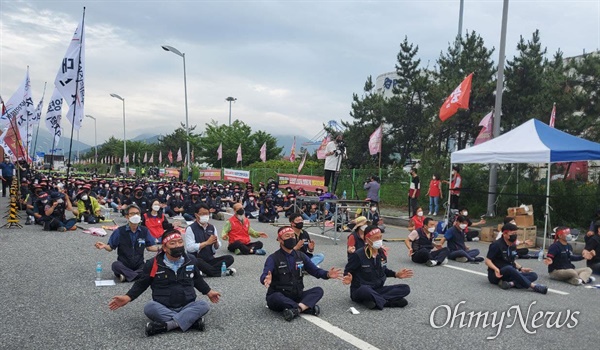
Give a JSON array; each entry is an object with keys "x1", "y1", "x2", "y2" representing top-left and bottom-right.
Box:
[
  {"x1": 442, "y1": 264, "x2": 569, "y2": 295},
  {"x1": 300, "y1": 314, "x2": 382, "y2": 350}
]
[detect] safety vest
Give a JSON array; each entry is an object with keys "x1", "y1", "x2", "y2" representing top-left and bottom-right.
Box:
[{"x1": 227, "y1": 216, "x2": 251, "y2": 245}]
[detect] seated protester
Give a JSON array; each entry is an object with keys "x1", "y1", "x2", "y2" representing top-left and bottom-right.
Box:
[
  {"x1": 243, "y1": 194, "x2": 260, "y2": 219},
  {"x1": 155, "y1": 185, "x2": 168, "y2": 205},
  {"x1": 221, "y1": 203, "x2": 268, "y2": 255},
  {"x1": 272, "y1": 191, "x2": 285, "y2": 208},
  {"x1": 301, "y1": 203, "x2": 321, "y2": 222},
  {"x1": 289, "y1": 213, "x2": 325, "y2": 266},
  {"x1": 284, "y1": 186, "x2": 296, "y2": 197},
  {"x1": 544, "y1": 227, "x2": 594, "y2": 285},
  {"x1": 185, "y1": 204, "x2": 235, "y2": 277},
  {"x1": 24, "y1": 185, "x2": 43, "y2": 225},
  {"x1": 131, "y1": 186, "x2": 150, "y2": 214},
  {"x1": 267, "y1": 182, "x2": 279, "y2": 197},
  {"x1": 108, "y1": 229, "x2": 221, "y2": 337},
  {"x1": 105, "y1": 183, "x2": 120, "y2": 213},
  {"x1": 29, "y1": 188, "x2": 47, "y2": 225},
  {"x1": 206, "y1": 189, "x2": 225, "y2": 220},
  {"x1": 314, "y1": 188, "x2": 324, "y2": 197},
  {"x1": 18, "y1": 180, "x2": 30, "y2": 211},
  {"x1": 410, "y1": 207, "x2": 425, "y2": 230},
  {"x1": 335, "y1": 202, "x2": 350, "y2": 231},
  {"x1": 44, "y1": 191, "x2": 78, "y2": 232},
  {"x1": 582, "y1": 220, "x2": 600, "y2": 275},
  {"x1": 142, "y1": 200, "x2": 174, "y2": 244},
  {"x1": 260, "y1": 226, "x2": 343, "y2": 322},
  {"x1": 495, "y1": 217, "x2": 536, "y2": 259},
  {"x1": 347, "y1": 216, "x2": 369, "y2": 256},
  {"x1": 438, "y1": 215, "x2": 484, "y2": 263},
  {"x1": 166, "y1": 188, "x2": 185, "y2": 218},
  {"x1": 365, "y1": 203, "x2": 385, "y2": 233},
  {"x1": 183, "y1": 190, "x2": 203, "y2": 222},
  {"x1": 484, "y1": 223, "x2": 548, "y2": 294},
  {"x1": 258, "y1": 196, "x2": 279, "y2": 223},
  {"x1": 585, "y1": 210, "x2": 600, "y2": 243},
  {"x1": 405, "y1": 217, "x2": 449, "y2": 267},
  {"x1": 297, "y1": 187, "x2": 307, "y2": 197},
  {"x1": 95, "y1": 205, "x2": 159, "y2": 282},
  {"x1": 76, "y1": 185, "x2": 104, "y2": 224},
  {"x1": 458, "y1": 207, "x2": 485, "y2": 241},
  {"x1": 282, "y1": 194, "x2": 298, "y2": 217},
  {"x1": 118, "y1": 186, "x2": 133, "y2": 216},
  {"x1": 343, "y1": 226, "x2": 413, "y2": 310}
]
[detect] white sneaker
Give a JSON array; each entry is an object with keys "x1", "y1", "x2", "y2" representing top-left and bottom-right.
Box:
[
  {"x1": 433, "y1": 212, "x2": 438, "y2": 216},
  {"x1": 425, "y1": 260, "x2": 436, "y2": 267},
  {"x1": 227, "y1": 268, "x2": 237, "y2": 276},
  {"x1": 427, "y1": 212, "x2": 432, "y2": 215},
  {"x1": 587, "y1": 276, "x2": 596, "y2": 283},
  {"x1": 576, "y1": 278, "x2": 583, "y2": 285},
  {"x1": 456, "y1": 257, "x2": 469, "y2": 263},
  {"x1": 441, "y1": 258, "x2": 448, "y2": 265},
  {"x1": 472, "y1": 237, "x2": 480, "y2": 242}
]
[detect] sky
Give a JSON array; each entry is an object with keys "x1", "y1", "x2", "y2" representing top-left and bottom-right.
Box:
[{"x1": 1, "y1": 0, "x2": 599, "y2": 148}]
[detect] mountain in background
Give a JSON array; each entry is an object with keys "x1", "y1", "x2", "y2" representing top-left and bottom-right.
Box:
[{"x1": 31, "y1": 129, "x2": 93, "y2": 158}]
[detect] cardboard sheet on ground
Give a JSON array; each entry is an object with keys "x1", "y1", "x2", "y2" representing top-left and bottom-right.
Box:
[{"x1": 94, "y1": 280, "x2": 116, "y2": 287}]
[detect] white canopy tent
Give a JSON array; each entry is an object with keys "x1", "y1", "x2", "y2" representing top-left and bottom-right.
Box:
[{"x1": 451, "y1": 119, "x2": 600, "y2": 254}]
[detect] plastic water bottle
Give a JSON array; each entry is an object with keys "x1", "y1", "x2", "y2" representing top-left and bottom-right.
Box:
[
  {"x1": 221, "y1": 262, "x2": 227, "y2": 277},
  {"x1": 96, "y1": 262, "x2": 102, "y2": 280},
  {"x1": 342, "y1": 190, "x2": 347, "y2": 199}
]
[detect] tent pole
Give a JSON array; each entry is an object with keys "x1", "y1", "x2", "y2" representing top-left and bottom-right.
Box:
[
  {"x1": 541, "y1": 163, "x2": 551, "y2": 261},
  {"x1": 445, "y1": 163, "x2": 454, "y2": 224}
]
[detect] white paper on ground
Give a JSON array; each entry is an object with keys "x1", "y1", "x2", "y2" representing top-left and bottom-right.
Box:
[
  {"x1": 95, "y1": 280, "x2": 116, "y2": 287},
  {"x1": 348, "y1": 307, "x2": 360, "y2": 315}
]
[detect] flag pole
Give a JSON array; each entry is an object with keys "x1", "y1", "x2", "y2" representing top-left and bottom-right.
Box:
[
  {"x1": 65, "y1": 7, "x2": 85, "y2": 181},
  {"x1": 32, "y1": 82, "x2": 48, "y2": 163}
]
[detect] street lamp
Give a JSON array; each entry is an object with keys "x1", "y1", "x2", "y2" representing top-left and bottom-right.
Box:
[
  {"x1": 85, "y1": 115, "x2": 97, "y2": 163},
  {"x1": 110, "y1": 93, "x2": 127, "y2": 177},
  {"x1": 162, "y1": 44, "x2": 191, "y2": 173},
  {"x1": 226, "y1": 96, "x2": 237, "y2": 126}
]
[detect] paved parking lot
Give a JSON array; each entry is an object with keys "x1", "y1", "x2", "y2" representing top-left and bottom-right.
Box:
[{"x1": 1, "y1": 197, "x2": 599, "y2": 349}]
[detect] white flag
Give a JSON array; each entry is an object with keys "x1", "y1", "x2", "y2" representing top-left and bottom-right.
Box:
[
  {"x1": 54, "y1": 15, "x2": 85, "y2": 131},
  {"x1": 45, "y1": 87, "x2": 64, "y2": 150},
  {"x1": 4, "y1": 69, "x2": 35, "y2": 152}
]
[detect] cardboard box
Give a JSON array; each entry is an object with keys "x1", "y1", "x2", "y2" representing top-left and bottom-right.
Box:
[
  {"x1": 516, "y1": 226, "x2": 536, "y2": 248},
  {"x1": 514, "y1": 215, "x2": 534, "y2": 227},
  {"x1": 480, "y1": 227, "x2": 496, "y2": 242},
  {"x1": 507, "y1": 205, "x2": 534, "y2": 217}
]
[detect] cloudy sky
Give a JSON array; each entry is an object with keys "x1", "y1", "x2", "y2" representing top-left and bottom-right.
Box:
[{"x1": 1, "y1": 0, "x2": 598, "y2": 147}]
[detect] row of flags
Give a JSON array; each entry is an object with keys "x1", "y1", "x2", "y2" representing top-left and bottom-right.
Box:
[
  {"x1": 91, "y1": 148, "x2": 192, "y2": 165},
  {"x1": 0, "y1": 9, "x2": 86, "y2": 162}
]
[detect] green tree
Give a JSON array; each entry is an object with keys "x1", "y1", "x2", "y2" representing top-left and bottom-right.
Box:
[{"x1": 569, "y1": 52, "x2": 600, "y2": 141}]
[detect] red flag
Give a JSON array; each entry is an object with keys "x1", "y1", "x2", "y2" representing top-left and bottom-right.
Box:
[
  {"x1": 439, "y1": 73, "x2": 473, "y2": 121},
  {"x1": 368, "y1": 125, "x2": 383, "y2": 155},
  {"x1": 316, "y1": 136, "x2": 329, "y2": 160},
  {"x1": 297, "y1": 151, "x2": 307, "y2": 173},
  {"x1": 260, "y1": 142, "x2": 266, "y2": 162},
  {"x1": 549, "y1": 103, "x2": 556, "y2": 128},
  {"x1": 176, "y1": 148, "x2": 182, "y2": 162},
  {"x1": 217, "y1": 143, "x2": 222, "y2": 160},
  {"x1": 289, "y1": 137, "x2": 296, "y2": 162},
  {"x1": 474, "y1": 111, "x2": 494, "y2": 145},
  {"x1": 0, "y1": 117, "x2": 29, "y2": 160},
  {"x1": 168, "y1": 150, "x2": 173, "y2": 163},
  {"x1": 236, "y1": 144, "x2": 242, "y2": 163}
]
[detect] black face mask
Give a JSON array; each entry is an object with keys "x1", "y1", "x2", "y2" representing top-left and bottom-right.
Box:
[
  {"x1": 283, "y1": 237, "x2": 296, "y2": 250},
  {"x1": 294, "y1": 222, "x2": 304, "y2": 230},
  {"x1": 236, "y1": 209, "x2": 245, "y2": 216},
  {"x1": 508, "y1": 234, "x2": 517, "y2": 243},
  {"x1": 170, "y1": 246, "x2": 185, "y2": 258}
]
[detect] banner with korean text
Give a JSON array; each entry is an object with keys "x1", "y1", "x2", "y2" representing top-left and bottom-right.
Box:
[
  {"x1": 224, "y1": 168, "x2": 250, "y2": 183},
  {"x1": 277, "y1": 173, "x2": 326, "y2": 192}
]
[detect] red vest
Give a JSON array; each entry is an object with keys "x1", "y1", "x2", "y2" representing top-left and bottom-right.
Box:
[
  {"x1": 450, "y1": 174, "x2": 462, "y2": 195},
  {"x1": 228, "y1": 216, "x2": 251, "y2": 245},
  {"x1": 144, "y1": 212, "x2": 165, "y2": 239}
]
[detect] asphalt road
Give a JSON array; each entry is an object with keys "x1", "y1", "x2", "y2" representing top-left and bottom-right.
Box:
[{"x1": 1, "y1": 197, "x2": 599, "y2": 350}]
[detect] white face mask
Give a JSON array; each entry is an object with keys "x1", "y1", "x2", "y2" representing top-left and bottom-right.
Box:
[
  {"x1": 371, "y1": 239, "x2": 383, "y2": 249},
  {"x1": 57, "y1": 199, "x2": 64, "y2": 204},
  {"x1": 199, "y1": 215, "x2": 210, "y2": 224},
  {"x1": 371, "y1": 207, "x2": 377, "y2": 212},
  {"x1": 360, "y1": 224, "x2": 368, "y2": 231},
  {"x1": 129, "y1": 215, "x2": 141, "y2": 224},
  {"x1": 459, "y1": 224, "x2": 468, "y2": 230},
  {"x1": 462, "y1": 211, "x2": 468, "y2": 216},
  {"x1": 152, "y1": 205, "x2": 160, "y2": 212},
  {"x1": 427, "y1": 227, "x2": 435, "y2": 233},
  {"x1": 417, "y1": 211, "x2": 423, "y2": 217},
  {"x1": 159, "y1": 191, "x2": 164, "y2": 195},
  {"x1": 81, "y1": 195, "x2": 89, "y2": 201}
]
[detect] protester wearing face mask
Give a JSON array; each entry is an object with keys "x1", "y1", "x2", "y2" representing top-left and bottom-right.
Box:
[
  {"x1": 243, "y1": 195, "x2": 260, "y2": 219},
  {"x1": 582, "y1": 221, "x2": 600, "y2": 275},
  {"x1": 166, "y1": 188, "x2": 185, "y2": 218},
  {"x1": 183, "y1": 190, "x2": 203, "y2": 221},
  {"x1": 408, "y1": 168, "x2": 420, "y2": 217},
  {"x1": 221, "y1": 203, "x2": 268, "y2": 255},
  {"x1": 438, "y1": 216, "x2": 484, "y2": 263},
  {"x1": 142, "y1": 200, "x2": 174, "y2": 243},
  {"x1": 485, "y1": 224, "x2": 548, "y2": 294},
  {"x1": 365, "y1": 204, "x2": 386, "y2": 233},
  {"x1": 410, "y1": 207, "x2": 425, "y2": 229},
  {"x1": 343, "y1": 226, "x2": 413, "y2": 310},
  {"x1": 544, "y1": 227, "x2": 594, "y2": 285},
  {"x1": 495, "y1": 217, "x2": 536, "y2": 259},
  {"x1": 406, "y1": 217, "x2": 449, "y2": 267},
  {"x1": 426, "y1": 174, "x2": 442, "y2": 216},
  {"x1": 260, "y1": 226, "x2": 343, "y2": 321},
  {"x1": 76, "y1": 185, "x2": 103, "y2": 224},
  {"x1": 95, "y1": 205, "x2": 159, "y2": 282},
  {"x1": 258, "y1": 196, "x2": 279, "y2": 223},
  {"x1": 289, "y1": 213, "x2": 325, "y2": 266},
  {"x1": 456, "y1": 207, "x2": 485, "y2": 241},
  {"x1": 347, "y1": 216, "x2": 369, "y2": 256},
  {"x1": 109, "y1": 229, "x2": 221, "y2": 336},
  {"x1": 43, "y1": 191, "x2": 77, "y2": 232},
  {"x1": 206, "y1": 189, "x2": 225, "y2": 220},
  {"x1": 185, "y1": 204, "x2": 235, "y2": 277}
]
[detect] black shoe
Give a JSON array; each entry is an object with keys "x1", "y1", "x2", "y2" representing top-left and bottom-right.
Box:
[
  {"x1": 474, "y1": 257, "x2": 484, "y2": 262},
  {"x1": 25, "y1": 217, "x2": 32, "y2": 225},
  {"x1": 282, "y1": 308, "x2": 300, "y2": 321},
  {"x1": 533, "y1": 284, "x2": 548, "y2": 295},
  {"x1": 385, "y1": 297, "x2": 408, "y2": 308},
  {"x1": 363, "y1": 300, "x2": 377, "y2": 309},
  {"x1": 498, "y1": 280, "x2": 511, "y2": 290},
  {"x1": 145, "y1": 321, "x2": 168, "y2": 337},
  {"x1": 192, "y1": 317, "x2": 206, "y2": 331},
  {"x1": 303, "y1": 305, "x2": 321, "y2": 316}
]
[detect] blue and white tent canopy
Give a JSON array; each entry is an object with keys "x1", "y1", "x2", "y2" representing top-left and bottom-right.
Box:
[{"x1": 451, "y1": 119, "x2": 600, "y2": 164}]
